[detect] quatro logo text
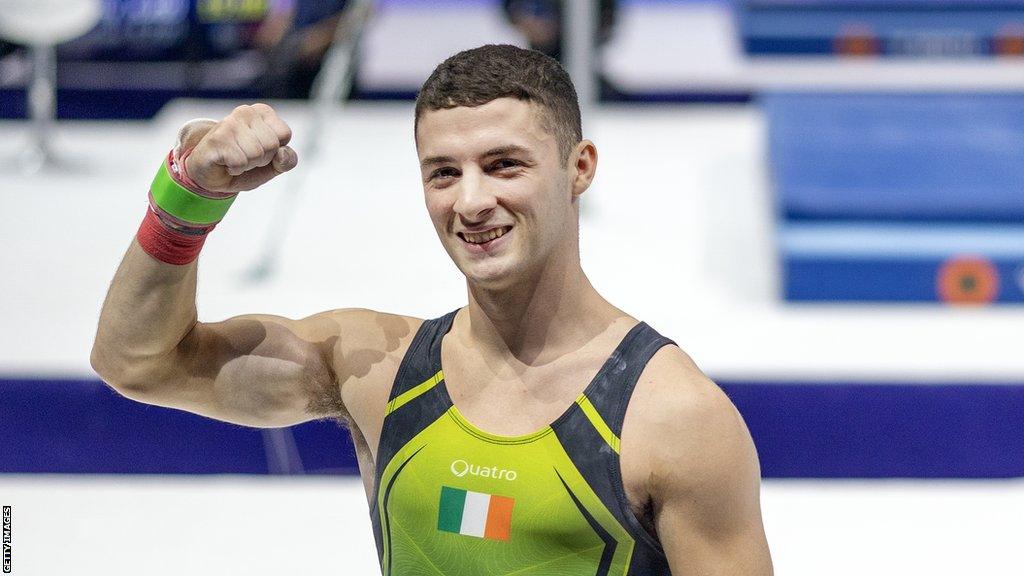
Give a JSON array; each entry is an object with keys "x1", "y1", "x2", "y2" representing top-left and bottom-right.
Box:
[{"x1": 450, "y1": 459, "x2": 518, "y2": 481}]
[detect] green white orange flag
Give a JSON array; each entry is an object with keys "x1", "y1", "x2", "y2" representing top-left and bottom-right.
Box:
[{"x1": 438, "y1": 486, "x2": 515, "y2": 541}]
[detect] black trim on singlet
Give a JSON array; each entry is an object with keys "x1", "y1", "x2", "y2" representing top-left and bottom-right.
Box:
[
  {"x1": 556, "y1": 469, "x2": 616, "y2": 576},
  {"x1": 381, "y1": 444, "x2": 426, "y2": 576},
  {"x1": 372, "y1": 309, "x2": 458, "y2": 483},
  {"x1": 551, "y1": 321, "x2": 678, "y2": 574},
  {"x1": 370, "y1": 310, "x2": 457, "y2": 565}
]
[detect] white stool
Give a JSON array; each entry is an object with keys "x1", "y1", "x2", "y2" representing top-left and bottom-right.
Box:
[{"x1": 0, "y1": 0, "x2": 102, "y2": 173}]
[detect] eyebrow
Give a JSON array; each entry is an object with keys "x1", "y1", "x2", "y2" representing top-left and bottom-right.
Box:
[
  {"x1": 481, "y1": 144, "x2": 532, "y2": 159},
  {"x1": 420, "y1": 144, "x2": 533, "y2": 169}
]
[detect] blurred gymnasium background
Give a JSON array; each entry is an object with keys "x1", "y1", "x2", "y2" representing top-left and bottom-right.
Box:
[{"x1": 1, "y1": 0, "x2": 1023, "y2": 574}]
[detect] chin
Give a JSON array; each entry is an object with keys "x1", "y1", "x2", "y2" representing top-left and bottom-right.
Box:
[{"x1": 461, "y1": 262, "x2": 518, "y2": 290}]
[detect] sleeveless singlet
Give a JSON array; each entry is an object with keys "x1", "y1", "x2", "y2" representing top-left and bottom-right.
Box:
[{"x1": 370, "y1": 308, "x2": 678, "y2": 575}]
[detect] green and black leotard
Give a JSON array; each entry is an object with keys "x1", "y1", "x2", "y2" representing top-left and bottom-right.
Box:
[{"x1": 370, "y1": 308, "x2": 677, "y2": 575}]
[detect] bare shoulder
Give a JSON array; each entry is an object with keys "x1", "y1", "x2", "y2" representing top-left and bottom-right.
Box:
[
  {"x1": 628, "y1": 344, "x2": 756, "y2": 487},
  {"x1": 307, "y1": 308, "x2": 425, "y2": 446},
  {"x1": 624, "y1": 344, "x2": 772, "y2": 574},
  {"x1": 629, "y1": 344, "x2": 739, "y2": 437},
  {"x1": 307, "y1": 307, "x2": 425, "y2": 388}
]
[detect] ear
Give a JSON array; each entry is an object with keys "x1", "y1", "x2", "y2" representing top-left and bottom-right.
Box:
[{"x1": 569, "y1": 139, "x2": 598, "y2": 199}]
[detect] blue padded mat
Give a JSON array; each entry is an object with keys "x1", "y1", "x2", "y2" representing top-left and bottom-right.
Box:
[{"x1": 764, "y1": 93, "x2": 1024, "y2": 224}]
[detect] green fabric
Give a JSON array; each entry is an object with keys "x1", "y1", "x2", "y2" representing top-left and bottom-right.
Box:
[
  {"x1": 437, "y1": 486, "x2": 467, "y2": 533},
  {"x1": 150, "y1": 161, "x2": 237, "y2": 225},
  {"x1": 377, "y1": 405, "x2": 636, "y2": 575}
]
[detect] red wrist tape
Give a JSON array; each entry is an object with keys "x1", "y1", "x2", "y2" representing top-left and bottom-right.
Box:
[
  {"x1": 135, "y1": 148, "x2": 222, "y2": 265},
  {"x1": 136, "y1": 207, "x2": 214, "y2": 265}
]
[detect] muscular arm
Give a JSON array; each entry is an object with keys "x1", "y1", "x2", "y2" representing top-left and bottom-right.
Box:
[
  {"x1": 91, "y1": 237, "x2": 350, "y2": 427},
  {"x1": 644, "y1": 351, "x2": 773, "y2": 575},
  {"x1": 91, "y1": 104, "x2": 358, "y2": 428}
]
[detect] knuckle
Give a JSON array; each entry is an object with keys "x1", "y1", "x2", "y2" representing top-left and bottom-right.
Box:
[
  {"x1": 206, "y1": 131, "x2": 231, "y2": 149},
  {"x1": 216, "y1": 118, "x2": 238, "y2": 134},
  {"x1": 231, "y1": 105, "x2": 254, "y2": 121},
  {"x1": 257, "y1": 134, "x2": 278, "y2": 151},
  {"x1": 213, "y1": 148, "x2": 230, "y2": 168},
  {"x1": 223, "y1": 147, "x2": 245, "y2": 165},
  {"x1": 259, "y1": 121, "x2": 280, "y2": 140},
  {"x1": 275, "y1": 123, "x2": 292, "y2": 144}
]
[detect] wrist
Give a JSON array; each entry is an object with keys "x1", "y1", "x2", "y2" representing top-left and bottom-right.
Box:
[
  {"x1": 173, "y1": 148, "x2": 236, "y2": 200},
  {"x1": 150, "y1": 150, "x2": 238, "y2": 227},
  {"x1": 136, "y1": 150, "x2": 235, "y2": 265},
  {"x1": 136, "y1": 207, "x2": 212, "y2": 265}
]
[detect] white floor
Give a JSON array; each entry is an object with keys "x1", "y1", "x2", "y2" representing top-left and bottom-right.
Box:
[{"x1": 1, "y1": 475, "x2": 1021, "y2": 576}]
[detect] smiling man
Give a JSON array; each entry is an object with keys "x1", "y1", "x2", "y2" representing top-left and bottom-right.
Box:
[{"x1": 91, "y1": 44, "x2": 772, "y2": 575}]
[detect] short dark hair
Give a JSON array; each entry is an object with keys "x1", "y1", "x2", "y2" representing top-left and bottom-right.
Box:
[{"x1": 414, "y1": 44, "x2": 582, "y2": 165}]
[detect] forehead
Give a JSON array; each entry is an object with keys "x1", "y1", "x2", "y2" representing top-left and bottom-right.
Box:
[{"x1": 415, "y1": 97, "x2": 556, "y2": 159}]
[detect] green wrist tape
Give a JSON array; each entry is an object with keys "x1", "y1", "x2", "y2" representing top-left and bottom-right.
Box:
[{"x1": 150, "y1": 160, "x2": 237, "y2": 225}]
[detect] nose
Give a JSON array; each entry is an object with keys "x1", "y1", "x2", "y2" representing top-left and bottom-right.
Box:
[{"x1": 452, "y1": 168, "x2": 497, "y2": 223}]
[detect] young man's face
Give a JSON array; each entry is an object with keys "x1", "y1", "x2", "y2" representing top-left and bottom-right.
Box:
[{"x1": 416, "y1": 97, "x2": 583, "y2": 290}]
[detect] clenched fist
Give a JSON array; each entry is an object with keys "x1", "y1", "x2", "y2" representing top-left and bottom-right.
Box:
[{"x1": 178, "y1": 104, "x2": 298, "y2": 193}]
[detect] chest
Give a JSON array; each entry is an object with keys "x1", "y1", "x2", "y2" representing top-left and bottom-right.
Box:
[
  {"x1": 438, "y1": 342, "x2": 658, "y2": 534},
  {"x1": 440, "y1": 346, "x2": 608, "y2": 436},
  {"x1": 374, "y1": 400, "x2": 657, "y2": 575},
  {"x1": 352, "y1": 323, "x2": 664, "y2": 543}
]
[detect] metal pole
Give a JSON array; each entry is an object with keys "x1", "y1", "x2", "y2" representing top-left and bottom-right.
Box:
[
  {"x1": 563, "y1": 0, "x2": 597, "y2": 122},
  {"x1": 244, "y1": 0, "x2": 375, "y2": 283},
  {"x1": 563, "y1": 1, "x2": 598, "y2": 221},
  {"x1": 261, "y1": 428, "x2": 306, "y2": 475},
  {"x1": 23, "y1": 43, "x2": 57, "y2": 173}
]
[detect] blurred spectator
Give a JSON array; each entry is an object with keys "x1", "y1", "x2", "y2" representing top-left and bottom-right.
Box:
[
  {"x1": 1, "y1": 39, "x2": 16, "y2": 58},
  {"x1": 502, "y1": 0, "x2": 619, "y2": 97},
  {"x1": 503, "y1": 0, "x2": 617, "y2": 61},
  {"x1": 255, "y1": 0, "x2": 352, "y2": 99},
  {"x1": 59, "y1": 0, "x2": 192, "y2": 61}
]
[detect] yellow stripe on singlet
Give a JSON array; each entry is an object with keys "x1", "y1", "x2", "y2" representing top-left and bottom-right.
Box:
[
  {"x1": 575, "y1": 394, "x2": 621, "y2": 454},
  {"x1": 385, "y1": 370, "x2": 444, "y2": 416}
]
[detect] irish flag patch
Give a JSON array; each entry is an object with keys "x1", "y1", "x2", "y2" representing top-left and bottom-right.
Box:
[{"x1": 438, "y1": 486, "x2": 515, "y2": 541}]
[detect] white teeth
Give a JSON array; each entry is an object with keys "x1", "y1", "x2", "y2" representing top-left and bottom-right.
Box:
[{"x1": 463, "y1": 226, "x2": 509, "y2": 245}]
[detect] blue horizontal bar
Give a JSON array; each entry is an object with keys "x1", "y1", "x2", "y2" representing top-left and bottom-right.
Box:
[
  {"x1": 781, "y1": 224, "x2": 1024, "y2": 258},
  {"x1": 783, "y1": 256, "x2": 1024, "y2": 302},
  {"x1": 722, "y1": 381, "x2": 1024, "y2": 478},
  {"x1": 1, "y1": 377, "x2": 1023, "y2": 478}
]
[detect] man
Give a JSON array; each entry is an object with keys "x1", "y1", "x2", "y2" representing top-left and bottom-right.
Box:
[
  {"x1": 91, "y1": 44, "x2": 772, "y2": 575},
  {"x1": 502, "y1": 0, "x2": 617, "y2": 62}
]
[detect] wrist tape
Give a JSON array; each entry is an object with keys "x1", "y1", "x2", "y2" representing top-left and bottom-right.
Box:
[{"x1": 136, "y1": 150, "x2": 237, "y2": 265}]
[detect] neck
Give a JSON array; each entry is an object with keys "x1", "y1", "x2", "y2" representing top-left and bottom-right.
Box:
[{"x1": 460, "y1": 256, "x2": 623, "y2": 366}]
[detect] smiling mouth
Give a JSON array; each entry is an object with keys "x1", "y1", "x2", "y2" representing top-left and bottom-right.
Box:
[{"x1": 458, "y1": 226, "x2": 513, "y2": 245}]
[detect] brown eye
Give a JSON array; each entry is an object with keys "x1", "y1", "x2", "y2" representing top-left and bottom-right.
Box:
[
  {"x1": 432, "y1": 167, "x2": 458, "y2": 180},
  {"x1": 492, "y1": 159, "x2": 520, "y2": 170}
]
